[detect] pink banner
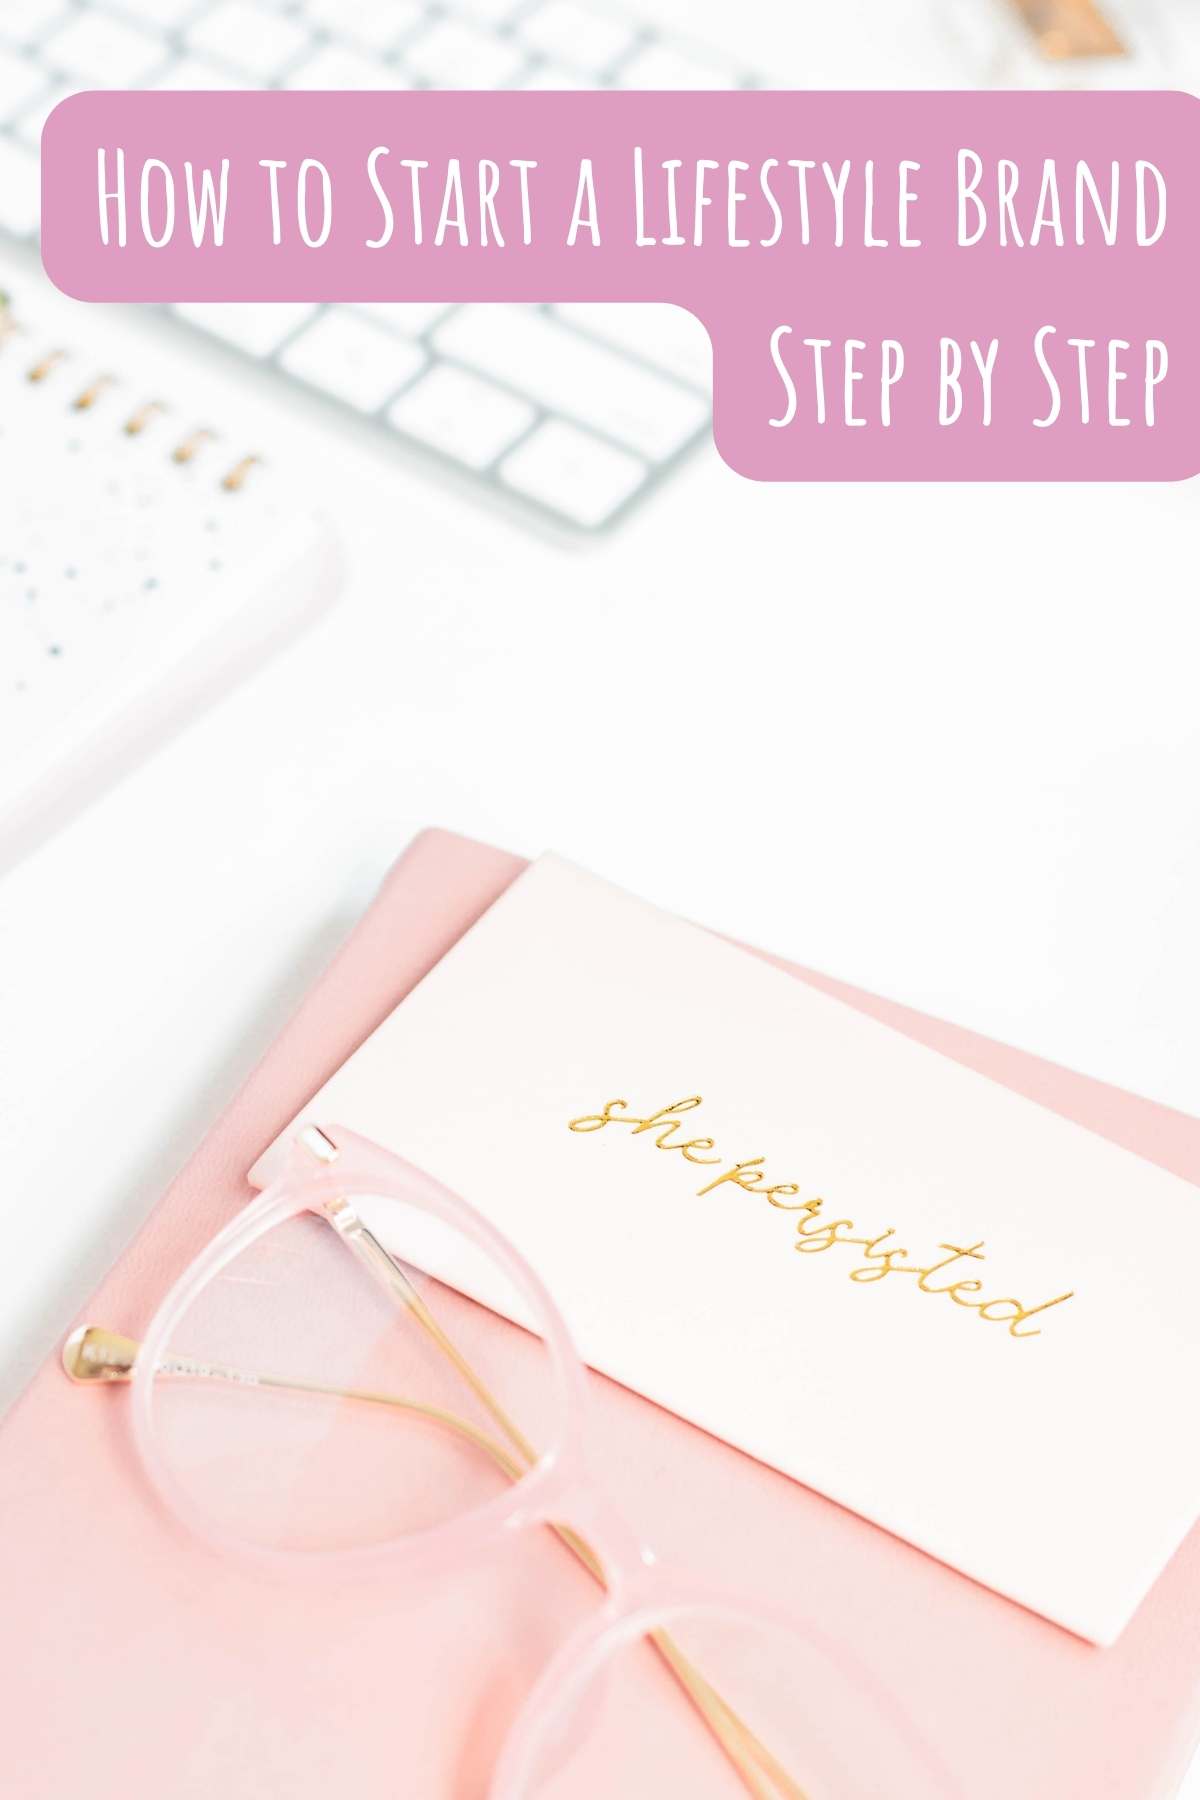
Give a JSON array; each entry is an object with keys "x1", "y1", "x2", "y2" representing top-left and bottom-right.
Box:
[{"x1": 40, "y1": 89, "x2": 1200, "y2": 480}]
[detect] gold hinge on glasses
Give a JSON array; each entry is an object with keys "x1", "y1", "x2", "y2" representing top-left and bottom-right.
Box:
[
  {"x1": 61, "y1": 1136, "x2": 341, "y2": 1384},
  {"x1": 62, "y1": 1325, "x2": 139, "y2": 1383}
]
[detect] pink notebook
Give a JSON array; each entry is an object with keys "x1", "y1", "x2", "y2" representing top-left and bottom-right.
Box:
[{"x1": 3, "y1": 827, "x2": 1199, "y2": 1798}]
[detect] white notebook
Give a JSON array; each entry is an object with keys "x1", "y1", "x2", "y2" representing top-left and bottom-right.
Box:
[
  {"x1": 255, "y1": 854, "x2": 1200, "y2": 1645},
  {"x1": 0, "y1": 258, "x2": 340, "y2": 870}
]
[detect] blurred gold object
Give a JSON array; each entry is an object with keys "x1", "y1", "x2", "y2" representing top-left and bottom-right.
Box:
[
  {"x1": 171, "y1": 427, "x2": 215, "y2": 463},
  {"x1": 221, "y1": 453, "x2": 262, "y2": 493},
  {"x1": 124, "y1": 400, "x2": 165, "y2": 436},
  {"x1": 1010, "y1": 0, "x2": 1127, "y2": 59},
  {"x1": 73, "y1": 375, "x2": 115, "y2": 411},
  {"x1": 26, "y1": 348, "x2": 67, "y2": 383},
  {"x1": 62, "y1": 1325, "x2": 140, "y2": 1381}
]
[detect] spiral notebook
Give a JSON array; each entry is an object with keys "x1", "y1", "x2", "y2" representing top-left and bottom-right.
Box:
[{"x1": 0, "y1": 254, "x2": 340, "y2": 870}]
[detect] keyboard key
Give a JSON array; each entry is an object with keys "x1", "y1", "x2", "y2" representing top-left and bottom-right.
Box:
[
  {"x1": 0, "y1": 135, "x2": 40, "y2": 235},
  {"x1": 285, "y1": 43, "x2": 411, "y2": 87},
  {"x1": 40, "y1": 11, "x2": 168, "y2": 82},
  {"x1": 519, "y1": 2, "x2": 637, "y2": 74},
  {"x1": 0, "y1": 46, "x2": 49, "y2": 122},
  {"x1": 353, "y1": 301, "x2": 450, "y2": 335},
  {"x1": 299, "y1": 0, "x2": 425, "y2": 51},
  {"x1": 112, "y1": 0, "x2": 208, "y2": 25},
  {"x1": 402, "y1": 17, "x2": 526, "y2": 86},
  {"x1": 388, "y1": 363, "x2": 534, "y2": 468},
  {"x1": 499, "y1": 419, "x2": 645, "y2": 527},
  {"x1": 616, "y1": 41, "x2": 734, "y2": 88},
  {"x1": 0, "y1": 0, "x2": 69, "y2": 49},
  {"x1": 186, "y1": 2, "x2": 311, "y2": 79},
  {"x1": 553, "y1": 302, "x2": 711, "y2": 390},
  {"x1": 440, "y1": 0, "x2": 522, "y2": 20},
  {"x1": 515, "y1": 63, "x2": 587, "y2": 90},
  {"x1": 174, "y1": 300, "x2": 318, "y2": 357},
  {"x1": 433, "y1": 305, "x2": 708, "y2": 460},
  {"x1": 152, "y1": 55, "x2": 242, "y2": 89},
  {"x1": 280, "y1": 310, "x2": 427, "y2": 409}
]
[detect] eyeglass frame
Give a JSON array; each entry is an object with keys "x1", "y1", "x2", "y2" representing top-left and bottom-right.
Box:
[{"x1": 65, "y1": 1122, "x2": 956, "y2": 1800}]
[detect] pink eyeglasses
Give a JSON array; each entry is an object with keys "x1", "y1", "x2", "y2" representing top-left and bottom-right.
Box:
[{"x1": 65, "y1": 1124, "x2": 955, "y2": 1799}]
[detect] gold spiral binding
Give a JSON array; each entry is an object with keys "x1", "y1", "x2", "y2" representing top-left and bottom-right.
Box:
[
  {"x1": 1, "y1": 290, "x2": 261, "y2": 491},
  {"x1": 221, "y1": 453, "x2": 260, "y2": 492},
  {"x1": 123, "y1": 400, "x2": 165, "y2": 436},
  {"x1": 73, "y1": 375, "x2": 116, "y2": 411},
  {"x1": 171, "y1": 427, "x2": 215, "y2": 464},
  {"x1": 27, "y1": 348, "x2": 67, "y2": 383}
]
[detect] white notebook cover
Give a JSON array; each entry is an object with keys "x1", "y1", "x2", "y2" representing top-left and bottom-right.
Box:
[
  {"x1": 254, "y1": 854, "x2": 1200, "y2": 1646},
  {"x1": 0, "y1": 255, "x2": 339, "y2": 867}
]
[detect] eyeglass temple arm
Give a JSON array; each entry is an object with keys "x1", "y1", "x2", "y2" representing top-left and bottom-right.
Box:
[
  {"x1": 320, "y1": 1193, "x2": 541, "y2": 1470},
  {"x1": 305, "y1": 1153, "x2": 806, "y2": 1798},
  {"x1": 64, "y1": 1324, "x2": 802, "y2": 1800}
]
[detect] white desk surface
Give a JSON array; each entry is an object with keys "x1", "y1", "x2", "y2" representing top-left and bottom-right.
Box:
[{"x1": 1, "y1": 0, "x2": 1197, "y2": 1786}]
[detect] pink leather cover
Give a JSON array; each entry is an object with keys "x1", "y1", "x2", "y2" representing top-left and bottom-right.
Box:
[{"x1": 3, "y1": 827, "x2": 1198, "y2": 1798}]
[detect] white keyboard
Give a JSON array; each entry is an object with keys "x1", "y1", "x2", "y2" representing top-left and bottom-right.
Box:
[{"x1": 0, "y1": 0, "x2": 753, "y2": 532}]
